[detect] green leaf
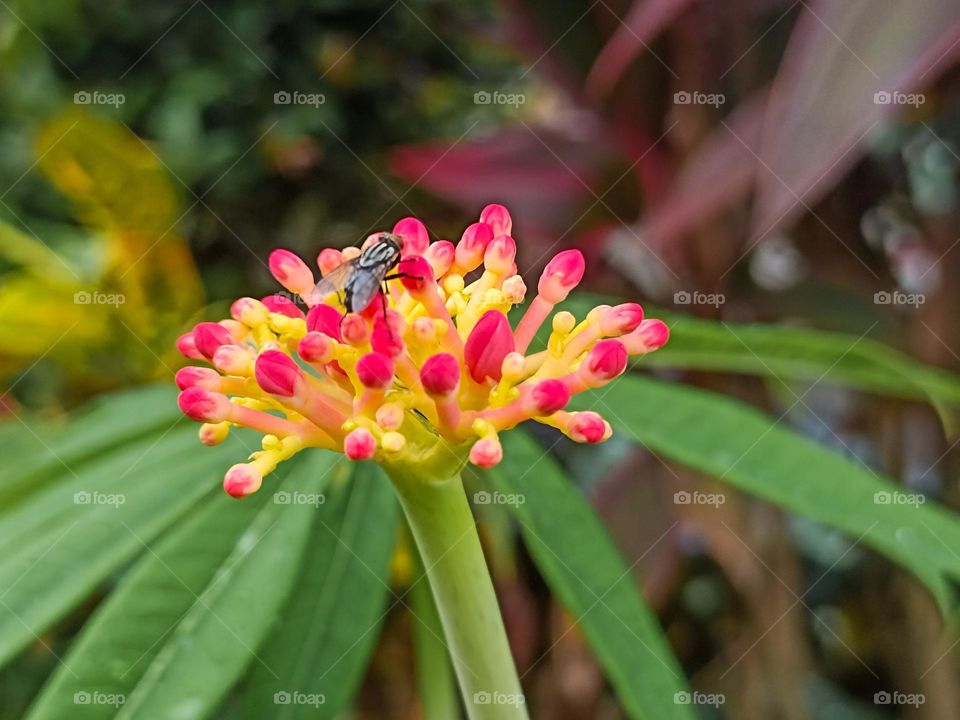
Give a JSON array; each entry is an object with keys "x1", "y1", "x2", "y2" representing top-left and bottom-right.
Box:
[
  {"x1": 487, "y1": 431, "x2": 693, "y2": 720},
  {"x1": 0, "y1": 384, "x2": 182, "y2": 512},
  {"x1": 23, "y1": 484, "x2": 274, "y2": 719},
  {"x1": 110, "y1": 451, "x2": 333, "y2": 720},
  {"x1": 241, "y1": 461, "x2": 399, "y2": 719},
  {"x1": 560, "y1": 295, "x2": 960, "y2": 411},
  {"x1": 0, "y1": 426, "x2": 238, "y2": 669},
  {"x1": 578, "y1": 374, "x2": 960, "y2": 611}
]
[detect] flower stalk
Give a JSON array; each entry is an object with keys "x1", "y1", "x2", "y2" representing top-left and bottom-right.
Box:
[{"x1": 389, "y1": 466, "x2": 528, "y2": 720}]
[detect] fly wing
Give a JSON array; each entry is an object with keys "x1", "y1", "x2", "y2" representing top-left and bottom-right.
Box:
[
  {"x1": 306, "y1": 258, "x2": 358, "y2": 305},
  {"x1": 347, "y1": 262, "x2": 388, "y2": 312}
]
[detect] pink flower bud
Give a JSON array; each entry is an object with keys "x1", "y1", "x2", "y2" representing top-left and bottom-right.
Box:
[
  {"x1": 261, "y1": 294, "x2": 305, "y2": 319},
  {"x1": 223, "y1": 463, "x2": 263, "y2": 498},
  {"x1": 479, "y1": 204, "x2": 512, "y2": 237},
  {"x1": 484, "y1": 235, "x2": 516, "y2": 274},
  {"x1": 470, "y1": 437, "x2": 503, "y2": 468},
  {"x1": 356, "y1": 352, "x2": 395, "y2": 389},
  {"x1": 212, "y1": 344, "x2": 252, "y2": 375},
  {"x1": 230, "y1": 297, "x2": 269, "y2": 326},
  {"x1": 340, "y1": 313, "x2": 371, "y2": 346},
  {"x1": 585, "y1": 339, "x2": 628, "y2": 381},
  {"x1": 176, "y1": 332, "x2": 204, "y2": 360},
  {"x1": 420, "y1": 353, "x2": 461, "y2": 396},
  {"x1": 371, "y1": 321, "x2": 404, "y2": 358},
  {"x1": 569, "y1": 411, "x2": 608, "y2": 443},
  {"x1": 269, "y1": 249, "x2": 315, "y2": 294},
  {"x1": 317, "y1": 248, "x2": 344, "y2": 275},
  {"x1": 298, "y1": 331, "x2": 335, "y2": 363},
  {"x1": 424, "y1": 240, "x2": 455, "y2": 277},
  {"x1": 178, "y1": 387, "x2": 231, "y2": 423},
  {"x1": 398, "y1": 256, "x2": 434, "y2": 294},
  {"x1": 306, "y1": 304, "x2": 344, "y2": 340},
  {"x1": 601, "y1": 303, "x2": 644, "y2": 336},
  {"x1": 192, "y1": 322, "x2": 233, "y2": 359},
  {"x1": 255, "y1": 350, "x2": 302, "y2": 396},
  {"x1": 623, "y1": 319, "x2": 670, "y2": 354},
  {"x1": 344, "y1": 428, "x2": 377, "y2": 460},
  {"x1": 530, "y1": 379, "x2": 571, "y2": 415},
  {"x1": 456, "y1": 222, "x2": 494, "y2": 270},
  {"x1": 175, "y1": 366, "x2": 219, "y2": 390},
  {"x1": 393, "y1": 217, "x2": 430, "y2": 256},
  {"x1": 538, "y1": 250, "x2": 585, "y2": 304},
  {"x1": 464, "y1": 310, "x2": 515, "y2": 383}
]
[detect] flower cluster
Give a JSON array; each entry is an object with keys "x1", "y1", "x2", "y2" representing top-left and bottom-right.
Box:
[{"x1": 175, "y1": 205, "x2": 668, "y2": 497}]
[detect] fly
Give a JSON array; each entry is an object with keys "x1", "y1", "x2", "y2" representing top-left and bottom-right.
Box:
[{"x1": 307, "y1": 233, "x2": 405, "y2": 314}]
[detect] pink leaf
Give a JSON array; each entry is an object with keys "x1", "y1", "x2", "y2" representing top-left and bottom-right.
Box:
[{"x1": 752, "y1": 0, "x2": 960, "y2": 239}]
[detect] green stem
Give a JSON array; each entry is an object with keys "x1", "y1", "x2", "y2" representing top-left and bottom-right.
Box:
[
  {"x1": 409, "y1": 534, "x2": 460, "y2": 720},
  {"x1": 387, "y1": 468, "x2": 529, "y2": 720}
]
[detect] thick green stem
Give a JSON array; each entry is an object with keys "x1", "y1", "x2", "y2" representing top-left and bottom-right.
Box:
[
  {"x1": 387, "y1": 468, "x2": 528, "y2": 720},
  {"x1": 409, "y1": 535, "x2": 460, "y2": 720}
]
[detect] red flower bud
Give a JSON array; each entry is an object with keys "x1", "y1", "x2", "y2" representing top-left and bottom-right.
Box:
[
  {"x1": 470, "y1": 437, "x2": 503, "y2": 468},
  {"x1": 424, "y1": 240, "x2": 455, "y2": 277},
  {"x1": 261, "y1": 294, "x2": 305, "y2": 319},
  {"x1": 585, "y1": 339, "x2": 628, "y2": 381},
  {"x1": 356, "y1": 352, "x2": 395, "y2": 389},
  {"x1": 420, "y1": 353, "x2": 461, "y2": 396},
  {"x1": 316, "y1": 248, "x2": 344, "y2": 275},
  {"x1": 192, "y1": 322, "x2": 233, "y2": 359},
  {"x1": 178, "y1": 387, "x2": 231, "y2": 423},
  {"x1": 484, "y1": 235, "x2": 516, "y2": 274},
  {"x1": 530, "y1": 379, "x2": 571, "y2": 415},
  {"x1": 223, "y1": 463, "x2": 262, "y2": 498},
  {"x1": 255, "y1": 350, "x2": 302, "y2": 396},
  {"x1": 624, "y1": 319, "x2": 670, "y2": 353},
  {"x1": 344, "y1": 428, "x2": 377, "y2": 460},
  {"x1": 176, "y1": 332, "x2": 204, "y2": 360},
  {"x1": 479, "y1": 204, "x2": 512, "y2": 237},
  {"x1": 538, "y1": 250, "x2": 585, "y2": 303},
  {"x1": 456, "y1": 222, "x2": 494, "y2": 270},
  {"x1": 306, "y1": 304, "x2": 343, "y2": 340},
  {"x1": 464, "y1": 310, "x2": 514, "y2": 383},
  {"x1": 175, "y1": 366, "x2": 218, "y2": 390},
  {"x1": 569, "y1": 412, "x2": 608, "y2": 443},
  {"x1": 398, "y1": 256, "x2": 434, "y2": 294},
  {"x1": 298, "y1": 331, "x2": 335, "y2": 363},
  {"x1": 601, "y1": 303, "x2": 644, "y2": 336},
  {"x1": 392, "y1": 217, "x2": 430, "y2": 256},
  {"x1": 269, "y1": 249, "x2": 314, "y2": 294}
]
